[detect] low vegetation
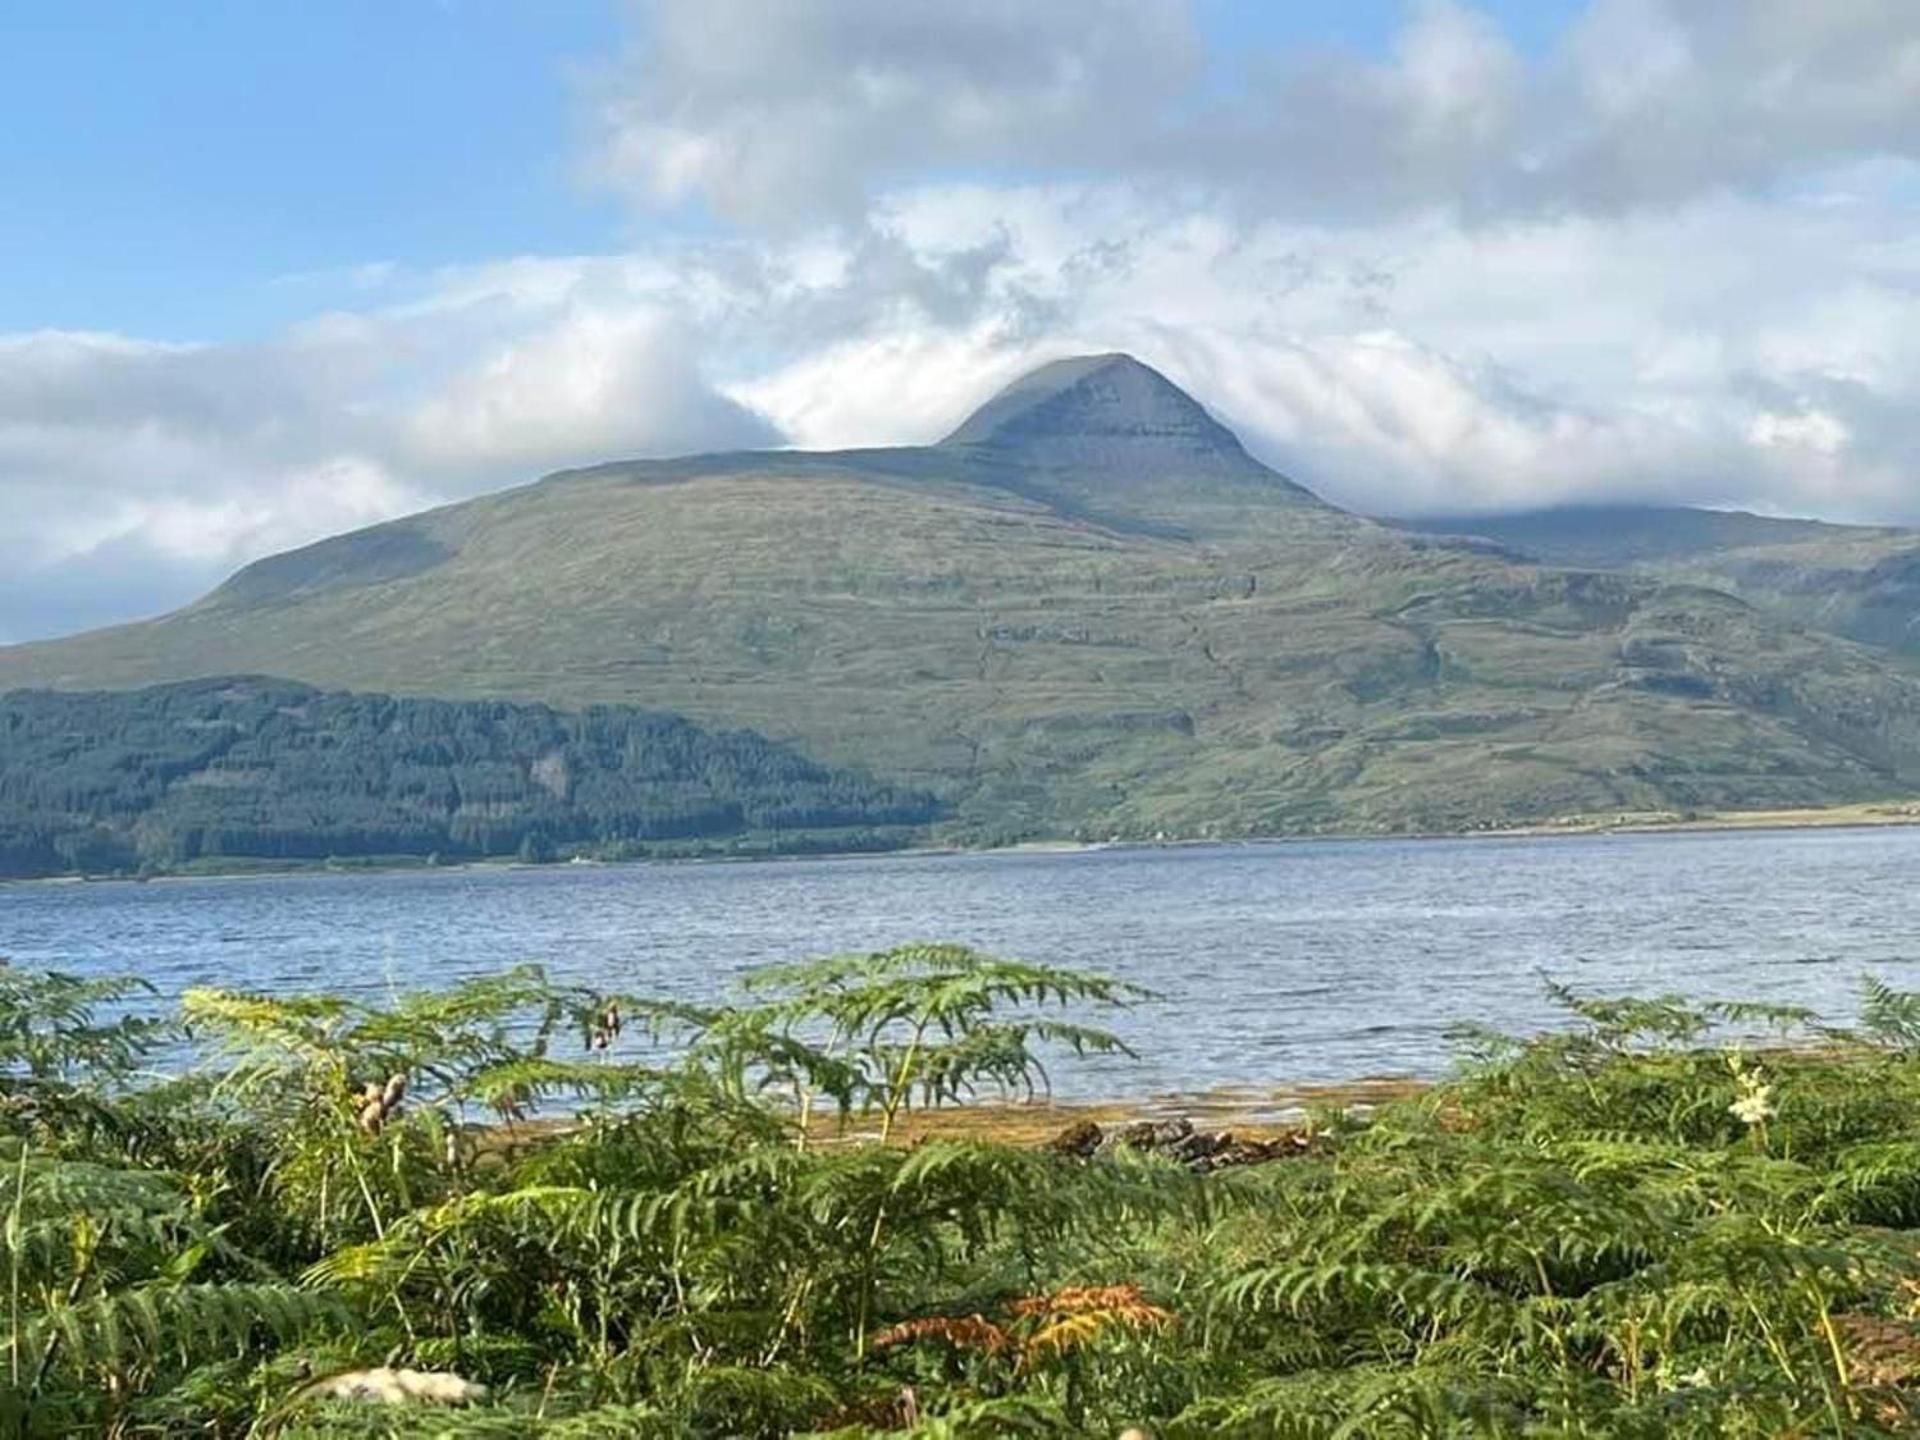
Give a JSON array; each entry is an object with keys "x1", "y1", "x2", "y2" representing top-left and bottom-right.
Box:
[{"x1": 8, "y1": 948, "x2": 1920, "y2": 1435}]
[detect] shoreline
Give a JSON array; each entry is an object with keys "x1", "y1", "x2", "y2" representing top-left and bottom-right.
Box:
[
  {"x1": 824, "y1": 1077, "x2": 1430, "y2": 1146},
  {"x1": 473, "y1": 1080, "x2": 1432, "y2": 1163},
  {"x1": 1481, "y1": 799, "x2": 1920, "y2": 841},
  {"x1": 9, "y1": 798, "x2": 1920, "y2": 889}
]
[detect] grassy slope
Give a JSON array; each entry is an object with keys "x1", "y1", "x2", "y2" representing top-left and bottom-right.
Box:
[
  {"x1": 9, "y1": 362, "x2": 1920, "y2": 839},
  {"x1": 1397, "y1": 505, "x2": 1920, "y2": 660}
]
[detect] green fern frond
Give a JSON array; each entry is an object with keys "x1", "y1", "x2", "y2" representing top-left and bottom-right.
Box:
[{"x1": 11, "y1": 1281, "x2": 346, "y2": 1377}]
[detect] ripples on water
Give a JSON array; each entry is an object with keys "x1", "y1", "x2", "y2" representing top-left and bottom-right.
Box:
[{"x1": 5, "y1": 828, "x2": 1917, "y2": 1098}]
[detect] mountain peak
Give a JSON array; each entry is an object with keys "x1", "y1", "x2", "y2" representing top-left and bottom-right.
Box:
[{"x1": 939, "y1": 352, "x2": 1257, "y2": 471}]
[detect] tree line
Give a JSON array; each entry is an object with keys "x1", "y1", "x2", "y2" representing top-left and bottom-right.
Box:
[{"x1": 0, "y1": 677, "x2": 938, "y2": 877}]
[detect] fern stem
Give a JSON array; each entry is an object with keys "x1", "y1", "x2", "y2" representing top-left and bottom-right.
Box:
[
  {"x1": 857, "y1": 1014, "x2": 935, "y2": 1361},
  {"x1": 7, "y1": 1145, "x2": 23, "y2": 1393},
  {"x1": 1813, "y1": 1289, "x2": 1856, "y2": 1426},
  {"x1": 28, "y1": 1221, "x2": 100, "y2": 1400}
]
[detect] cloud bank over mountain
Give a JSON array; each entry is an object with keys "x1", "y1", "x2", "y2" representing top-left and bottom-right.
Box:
[
  {"x1": 5, "y1": 0, "x2": 1920, "y2": 640},
  {"x1": 596, "y1": 0, "x2": 1920, "y2": 224}
]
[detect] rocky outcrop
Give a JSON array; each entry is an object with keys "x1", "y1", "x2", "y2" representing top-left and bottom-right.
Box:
[{"x1": 1045, "y1": 1116, "x2": 1314, "y2": 1173}]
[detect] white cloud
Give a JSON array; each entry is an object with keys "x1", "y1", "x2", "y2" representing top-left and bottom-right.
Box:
[
  {"x1": 594, "y1": 0, "x2": 1920, "y2": 224},
  {"x1": 1546, "y1": 0, "x2": 1920, "y2": 210},
  {"x1": 403, "y1": 305, "x2": 778, "y2": 473},
  {"x1": 592, "y1": 0, "x2": 1201, "y2": 224},
  {"x1": 1750, "y1": 409, "x2": 1850, "y2": 458}
]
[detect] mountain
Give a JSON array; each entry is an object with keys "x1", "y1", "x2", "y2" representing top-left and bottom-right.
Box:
[
  {"x1": 0, "y1": 677, "x2": 936, "y2": 878},
  {"x1": 939, "y1": 352, "x2": 1320, "y2": 512},
  {"x1": 7, "y1": 354, "x2": 1920, "y2": 840},
  {"x1": 1395, "y1": 506, "x2": 1920, "y2": 659}
]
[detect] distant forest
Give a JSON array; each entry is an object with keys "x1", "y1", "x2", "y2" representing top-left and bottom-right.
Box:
[{"x1": 0, "y1": 678, "x2": 939, "y2": 878}]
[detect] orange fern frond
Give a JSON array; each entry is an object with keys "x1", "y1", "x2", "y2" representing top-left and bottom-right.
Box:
[
  {"x1": 1023, "y1": 1303, "x2": 1174, "y2": 1360},
  {"x1": 871, "y1": 1313, "x2": 1014, "y2": 1354},
  {"x1": 1009, "y1": 1284, "x2": 1169, "y2": 1318},
  {"x1": 1010, "y1": 1285, "x2": 1175, "y2": 1363}
]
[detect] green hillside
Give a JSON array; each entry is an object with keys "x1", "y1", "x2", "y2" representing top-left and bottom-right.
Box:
[
  {"x1": 7, "y1": 356, "x2": 1920, "y2": 840},
  {"x1": 1398, "y1": 505, "x2": 1920, "y2": 659},
  {"x1": 0, "y1": 677, "x2": 936, "y2": 878}
]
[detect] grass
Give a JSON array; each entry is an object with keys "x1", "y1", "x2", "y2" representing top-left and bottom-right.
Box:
[
  {"x1": 1400, "y1": 504, "x2": 1920, "y2": 661},
  {"x1": 10, "y1": 950, "x2": 1920, "y2": 1435},
  {"x1": 1500, "y1": 799, "x2": 1920, "y2": 837}
]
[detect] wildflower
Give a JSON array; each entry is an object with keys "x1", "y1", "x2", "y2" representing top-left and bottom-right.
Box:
[
  {"x1": 303, "y1": 1367, "x2": 487, "y2": 1406},
  {"x1": 1724, "y1": 1053, "x2": 1777, "y2": 1127},
  {"x1": 1729, "y1": 1083, "x2": 1776, "y2": 1126},
  {"x1": 1658, "y1": 1364, "x2": 1714, "y2": 1392}
]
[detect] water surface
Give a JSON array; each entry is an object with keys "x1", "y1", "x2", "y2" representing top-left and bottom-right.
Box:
[{"x1": 6, "y1": 828, "x2": 1916, "y2": 1098}]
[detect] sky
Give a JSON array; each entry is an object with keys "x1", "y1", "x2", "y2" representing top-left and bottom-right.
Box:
[{"x1": 3, "y1": 0, "x2": 1919, "y2": 642}]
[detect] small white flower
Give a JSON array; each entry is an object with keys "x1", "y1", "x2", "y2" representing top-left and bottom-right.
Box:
[
  {"x1": 305, "y1": 1367, "x2": 488, "y2": 1406},
  {"x1": 1658, "y1": 1364, "x2": 1714, "y2": 1392},
  {"x1": 1729, "y1": 1085, "x2": 1776, "y2": 1126}
]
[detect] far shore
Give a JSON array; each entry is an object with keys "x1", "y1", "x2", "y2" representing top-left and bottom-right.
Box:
[
  {"x1": 1484, "y1": 798, "x2": 1920, "y2": 840},
  {"x1": 9, "y1": 796, "x2": 1920, "y2": 888}
]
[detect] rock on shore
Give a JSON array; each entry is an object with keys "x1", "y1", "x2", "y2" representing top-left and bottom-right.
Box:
[{"x1": 1045, "y1": 1116, "x2": 1313, "y2": 1172}]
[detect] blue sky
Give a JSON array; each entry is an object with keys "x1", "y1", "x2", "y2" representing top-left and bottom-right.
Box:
[
  {"x1": 2, "y1": 1, "x2": 1587, "y2": 343},
  {"x1": 0, "y1": 1, "x2": 619, "y2": 339},
  {"x1": 1, "y1": 0, "x2": 1915, "y2": 643}
]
